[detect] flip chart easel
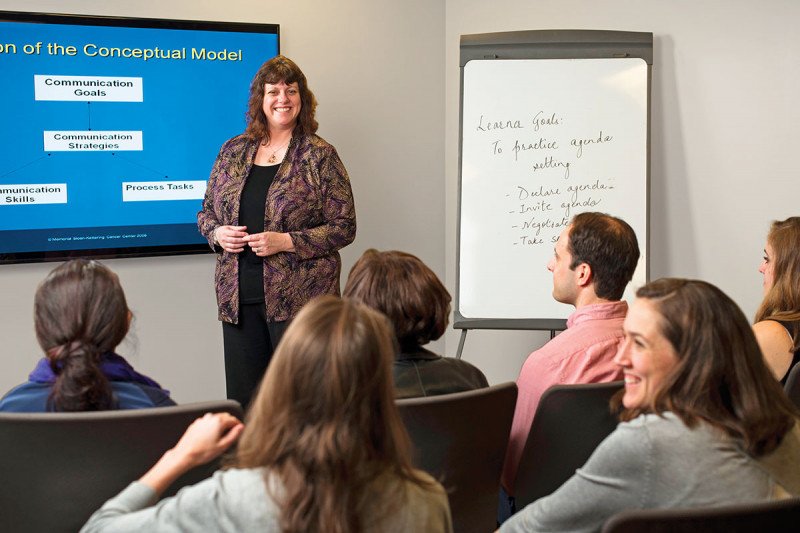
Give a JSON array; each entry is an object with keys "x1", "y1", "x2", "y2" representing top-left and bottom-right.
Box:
[{"x1": 454, "y1": 30, "x2": 652, "y2": 358}]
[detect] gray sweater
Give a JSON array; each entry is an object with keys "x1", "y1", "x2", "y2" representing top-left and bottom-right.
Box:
[
  {"x1": 501, "y1": 412, "x2": 800, "y2": 533},
  {"x1": 81, "y1": 467, "x2": 453, "y2": 532}
]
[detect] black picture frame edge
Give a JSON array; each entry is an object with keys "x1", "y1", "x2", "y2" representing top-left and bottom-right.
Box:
[{"x1": 0, "y1": 10, "x2": 280, "y2": 265}]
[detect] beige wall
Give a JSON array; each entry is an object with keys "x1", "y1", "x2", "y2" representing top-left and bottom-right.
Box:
[
  {"x1": 443, "y1": 0, "x2": 800, "y2": 384},
  {"x1": 0, "y1": 0, "x2": 446, "y2": 402}
]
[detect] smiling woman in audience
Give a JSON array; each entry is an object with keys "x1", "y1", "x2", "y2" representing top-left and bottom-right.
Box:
[
  {"x1": 0, "y1": 259, "x2": 173, "y2": 412},
  {"x1": 753, "y1": 217, "x2": 800, "y2": 383},
  {"x1": 500, "y1": 278, "x2": 800, "y2": 533},
  {"x1": 81, "y1": 296, "x2": 452, "y2": 533}
]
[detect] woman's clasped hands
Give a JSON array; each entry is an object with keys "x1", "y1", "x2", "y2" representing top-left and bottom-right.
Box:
[
  {"x1": 214, "y1": 226, "x2": 294, "y2": 256},
  {"x1": 244, "y1": 231, "x2": 295, "y2": 256}
]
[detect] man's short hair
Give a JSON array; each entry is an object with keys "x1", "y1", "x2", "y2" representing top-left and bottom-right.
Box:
[{"x1": 568, "y1": 212, "x2": 640, "y2": 300}]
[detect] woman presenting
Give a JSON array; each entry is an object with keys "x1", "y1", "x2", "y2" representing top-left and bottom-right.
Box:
[{"x1": 198, "y1": 55, "x2": 356, "y2": 409}]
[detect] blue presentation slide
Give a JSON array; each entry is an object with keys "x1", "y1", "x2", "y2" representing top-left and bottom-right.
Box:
[{"x1": 0, "y1": 17, "x2": 278, "y2": 254}]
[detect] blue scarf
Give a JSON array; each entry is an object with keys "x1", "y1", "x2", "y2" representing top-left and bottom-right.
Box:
[{"x1": 28, "y1": 352, "x2": 167, "y2": 392}]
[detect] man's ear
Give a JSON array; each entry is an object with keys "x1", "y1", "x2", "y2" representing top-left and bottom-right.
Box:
[{"x1": 575, "y1": 262, "x2": 593, "y2": 288}]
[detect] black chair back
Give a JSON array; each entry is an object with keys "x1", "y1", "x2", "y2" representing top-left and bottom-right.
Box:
[
  {"x1": 785, "y1": 363, "x2": 800, "y2": 409},
  {"x1": 397, "y1": 382, "x2": 517, "y2": 533},
  {"x1": 513, "y1": 381, "x2": 623, "y2": 510},
  {"x1": 0, "y1": 400, "x2": 243, "y2": 533},
  {"x1": 601, "y1": 497, "x2": 800, "y2": 533}
]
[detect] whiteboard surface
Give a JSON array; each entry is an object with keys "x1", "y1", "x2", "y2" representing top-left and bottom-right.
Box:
[{"x1": 458, "y1": 58, "x2": 648, "y2": 321}]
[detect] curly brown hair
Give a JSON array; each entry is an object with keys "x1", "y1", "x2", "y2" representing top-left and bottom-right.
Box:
[{"x1": 244, "y1": 55, "x2": 318, "y2": 142}]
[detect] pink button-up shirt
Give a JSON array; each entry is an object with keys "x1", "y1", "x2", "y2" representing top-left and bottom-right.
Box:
[{"x1": 502, "y1": 300, "x2": 628, "y2": 492}]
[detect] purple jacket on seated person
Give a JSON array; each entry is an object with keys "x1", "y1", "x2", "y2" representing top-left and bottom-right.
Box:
[
  {"x1": 197, "y1": 133, "x2": 356, "y2": 323},
  {"x1": 0, "y1": 352, "x2": 175, "y2": 412}
]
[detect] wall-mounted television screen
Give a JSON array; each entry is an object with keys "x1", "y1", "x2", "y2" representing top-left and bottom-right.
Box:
[{"x1": 0, "y1": 11, "x2": 279, "y2": 264}]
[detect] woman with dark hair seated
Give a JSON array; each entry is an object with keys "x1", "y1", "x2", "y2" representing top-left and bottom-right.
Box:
[
  {"x1": 343, "y1": 249, "x2": 488, "y2": 398},
  {"x1": 0, "y1": 259, "x2": 173, "y2": 412},
  {"x1": 82, "y1": 296, "x2": 452, "y2": 532},
  {"x1": 753, "y1": 216, "x2": 800, "y2": 383},
  {"x1": 500, "y1": 278, "x2": 800, "y2": 533}
]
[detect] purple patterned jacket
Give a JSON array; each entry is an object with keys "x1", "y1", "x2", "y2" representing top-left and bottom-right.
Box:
[{"x1": 197, "y1": 133, "x2": 356, "y2": 323}]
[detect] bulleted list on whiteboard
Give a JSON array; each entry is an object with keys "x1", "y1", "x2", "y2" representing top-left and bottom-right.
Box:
[{"x1": 459, "y1": 58, "x2": 648, "y2": 320}]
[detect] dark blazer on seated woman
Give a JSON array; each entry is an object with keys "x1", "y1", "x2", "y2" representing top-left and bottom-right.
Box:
[
  {"x1": 394, "y1": 346, "x2": 489, "y2": 399},
  {"x1": 0, "y1": 353, "x2": 174, "y2": 412}
]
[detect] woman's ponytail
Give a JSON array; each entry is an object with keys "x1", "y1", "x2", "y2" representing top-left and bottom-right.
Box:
[
  {"x1": 35, "y1": 260, "x2": 130, "y2": 412},
  {"x1": 49, "y1": 341, "x2": 113, "y2": 411}
]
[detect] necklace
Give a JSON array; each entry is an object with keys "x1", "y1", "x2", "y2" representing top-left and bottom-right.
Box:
[{"x1": 265, "y1": 139, "x2": 290, "y2": 164}]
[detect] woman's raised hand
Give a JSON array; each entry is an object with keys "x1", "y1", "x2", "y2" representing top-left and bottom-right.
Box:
[{"x1": 171, "y1": 412, "x2": 245, "y2": 468}]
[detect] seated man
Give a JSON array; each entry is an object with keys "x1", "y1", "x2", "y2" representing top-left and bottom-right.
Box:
[{"x1": 501, "y1": 212, "x2": 640, "y2": 502}]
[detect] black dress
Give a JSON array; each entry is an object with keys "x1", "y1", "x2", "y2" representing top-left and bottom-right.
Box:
[{"x1": 776, "y1": 320, "x2": 800, "y2": 386}]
